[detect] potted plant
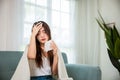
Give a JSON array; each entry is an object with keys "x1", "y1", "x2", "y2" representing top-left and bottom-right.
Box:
[{"x1": 96, "y1": 11, "x2": 120, "y2": 74}]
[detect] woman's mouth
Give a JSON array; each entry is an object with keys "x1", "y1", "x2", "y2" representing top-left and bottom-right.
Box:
[{"x1": 41, "y1": 38, "x2": 46, "y2": 41}]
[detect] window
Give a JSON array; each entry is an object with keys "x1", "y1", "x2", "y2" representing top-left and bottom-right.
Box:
[
  {"x1": 24, "y1": 0, "x2": 75, "y2": 63},
  {"x1": 24, "y1": 0, "x2": 47, "y2": 44}
]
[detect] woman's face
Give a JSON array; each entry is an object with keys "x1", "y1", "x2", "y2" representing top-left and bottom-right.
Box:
[{"x1": 37, "y1": 27, "x2": 49, "y2": 44}]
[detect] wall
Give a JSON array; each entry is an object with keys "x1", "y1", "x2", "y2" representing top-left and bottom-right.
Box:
[{"x1": 100, "y1": 0, "x2": 120, "y2": 80}]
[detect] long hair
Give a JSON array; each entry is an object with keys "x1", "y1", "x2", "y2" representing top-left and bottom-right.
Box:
[{"x1": 32, "y1": 21, "x2": 54, "y2": 68}]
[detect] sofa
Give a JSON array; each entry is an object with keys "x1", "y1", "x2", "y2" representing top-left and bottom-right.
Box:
[{"x1": 0, "y1": 51, "x2": 101, "y2": 80}]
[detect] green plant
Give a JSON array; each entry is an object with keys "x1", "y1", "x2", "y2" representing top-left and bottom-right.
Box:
[{"x1": 96, "y1": 11, "x2": 120, "y2": 73}]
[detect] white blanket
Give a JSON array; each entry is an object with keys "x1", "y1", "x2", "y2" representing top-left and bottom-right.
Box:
[{"x1": 11, "y1": 46, "x2": 73, "y2": 80}]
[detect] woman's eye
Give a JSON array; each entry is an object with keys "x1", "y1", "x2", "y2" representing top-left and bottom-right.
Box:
[{"x1": 43, "y1": 30, "x2": 46, "y2": 33}]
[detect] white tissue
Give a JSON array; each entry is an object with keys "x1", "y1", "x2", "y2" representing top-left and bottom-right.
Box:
[{"x1": 44, "y1": 40, "x2": 53, "y2": 52}]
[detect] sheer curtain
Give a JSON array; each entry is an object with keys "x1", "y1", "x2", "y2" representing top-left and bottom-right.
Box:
[
  {"x1": 0, "y1": 0, "x2": 75, "y2": 63},
  {"x1": 0, "y1": 0, "x2": 101, "y2": 65},
  {"x1": 0, "y1": 0, "x2": 24, "y2": 51},
  {"x1": 72, "y1": 0, "x2": 101, "y2": 65},
  {"x1": 23, "y1": 0, "x2": 76, "y2": 63}
]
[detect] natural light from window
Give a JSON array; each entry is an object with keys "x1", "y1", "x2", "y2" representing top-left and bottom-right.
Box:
[{"x1": 23, "y1": 0, "x2": 75, "y2": 63}]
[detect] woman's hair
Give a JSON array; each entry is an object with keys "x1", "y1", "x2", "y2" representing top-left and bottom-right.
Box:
[{"x1": 32, "y1": 21, "x2": 54, "y2": 68}]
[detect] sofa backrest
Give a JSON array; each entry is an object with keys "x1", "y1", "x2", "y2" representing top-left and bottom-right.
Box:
[
  {"x1": 61, "y1": 52, "x2": 68, "y2": 64},
  {"x1": 0, "y1": 51, "x2": 23, "y2": 80},
  {"x1": 0, "y1": 51, "x2": 68, "y2": 80}
]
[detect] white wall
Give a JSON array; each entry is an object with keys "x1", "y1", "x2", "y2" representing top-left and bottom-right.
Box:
[{"x1": 100, "y1": 0, "x2": 120, "y2": 80}]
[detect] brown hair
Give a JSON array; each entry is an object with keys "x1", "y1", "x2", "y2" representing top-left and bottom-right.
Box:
[{"x1": 32, "y1": 21, "x2": 54, "y2": 68}]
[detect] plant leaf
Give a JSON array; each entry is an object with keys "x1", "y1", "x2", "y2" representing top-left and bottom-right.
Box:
[
  {"x1": 105, "y1": 30, "x2": 114, "y2": 54},
  {"x1": 114, "y1": 38, "x2": 120, "y2": 59},
  {"x1": 98, "y1": 11, "x2": 109, "y2": 30},
  {"x1": 96, "y1": 18, "x2": 110, "y2": 35},
  {"x1": 113, "y1": 26, "x2": 120, "y2": 39},
  {"x1": 107, "y1": 49, "x2": 120, "y2": 72}
]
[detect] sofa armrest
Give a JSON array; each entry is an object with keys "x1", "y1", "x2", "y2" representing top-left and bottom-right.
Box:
[{"x1": 65, "y1": 64, "x2": 101, "y2": 80}]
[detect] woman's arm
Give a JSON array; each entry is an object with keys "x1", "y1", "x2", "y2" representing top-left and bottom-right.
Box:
[
  {"x1": 27, "y1": 23, "x2": 42, "y2": 59},
  {"x1": 27, "y1": 34, "x2": 36, "y2": 59},
  {"x1": 51, "y1": 41, "x2": 59, "y2": 75},
  {"x1": 52, "y1": 54, "x2": 58, "y2": 75}
]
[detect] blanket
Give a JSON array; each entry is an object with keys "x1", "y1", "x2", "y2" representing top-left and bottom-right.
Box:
[{"x1": 11, "y1": 46, "x2": 73, "y2": 80}]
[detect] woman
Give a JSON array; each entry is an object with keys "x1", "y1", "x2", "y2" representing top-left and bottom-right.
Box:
[{"x1": 27, "y1": 21, "x2": 58, "y2": 80}]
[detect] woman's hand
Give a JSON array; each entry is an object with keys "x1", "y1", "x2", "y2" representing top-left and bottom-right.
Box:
[
  {"x1": 27, "y1": 23, "x2": 42, "y2": 59},
  {"x1": 32, "y1": 23, "x2": 42, "y2": 36},
  {"x1": 50, "y1": 41, "x2": 58, "y2": 56},
  {"x1": 51, "y1": 40, "x2": 58, "y2": 75}
]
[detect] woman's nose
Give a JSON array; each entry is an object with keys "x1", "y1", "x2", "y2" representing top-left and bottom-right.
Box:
[{"x1": 40, "y1": 33, "x2": 45, "y2": 37}]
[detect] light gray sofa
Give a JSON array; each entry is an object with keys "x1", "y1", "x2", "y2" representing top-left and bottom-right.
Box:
[{"x1": 0, "y1": 51, "x2": 101, "y2": 80}]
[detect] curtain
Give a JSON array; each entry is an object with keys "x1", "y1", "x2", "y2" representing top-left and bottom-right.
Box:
[
  {"x1": 72, "y1": 0, "x2": 101, "y2": 65},
  {"x1": 0, "y1": 0, "x2": 101, "y2": 65},
  {"x1": 0, "y1": 0, "x2": 24, "y2": 51}
]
